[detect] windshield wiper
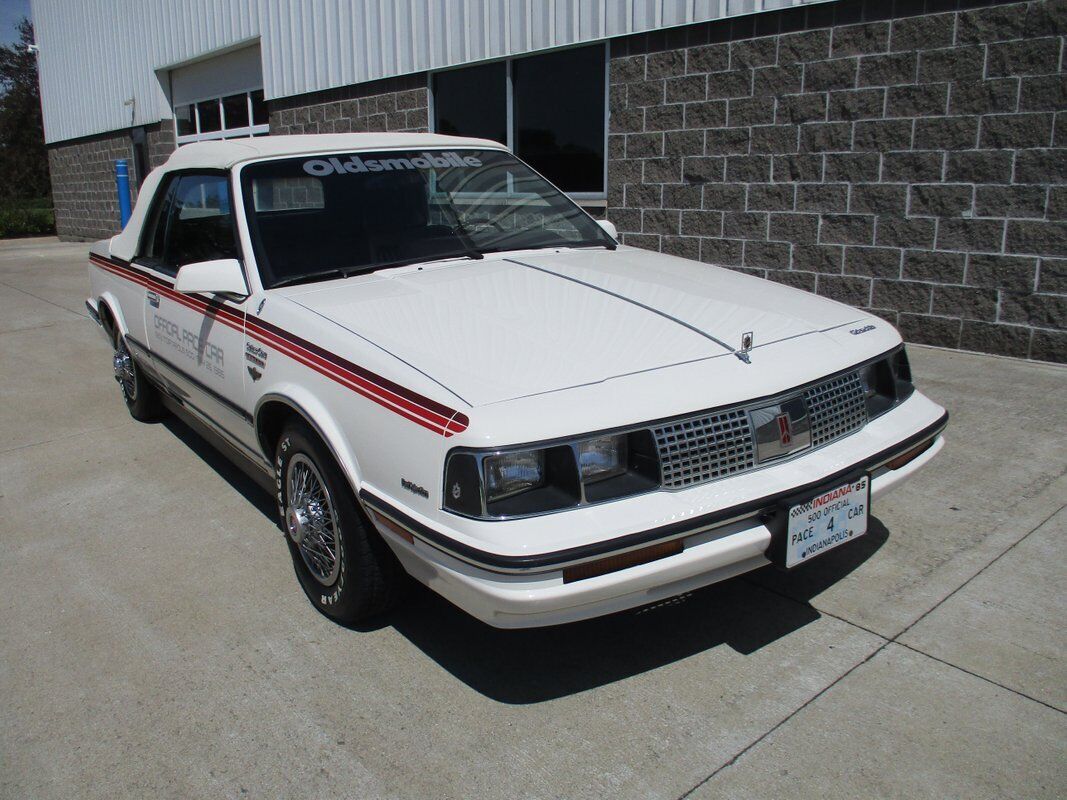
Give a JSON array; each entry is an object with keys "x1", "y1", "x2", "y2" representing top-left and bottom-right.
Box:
[
  {"x1": 447, "y1": 218, "x2": 487, "y2": 262},
  {"x1": 270, "y1": 250, "x2": 486, "y2": 289},
  {"x1": 353, "y1": 251, "x2": 484, "y2": 276},
  {"x1": 271, "y1": 267, "x2": 351, "y2": 289},
  {"x1": 480, "y1": 237, "x2": 617, "y2": 255}
]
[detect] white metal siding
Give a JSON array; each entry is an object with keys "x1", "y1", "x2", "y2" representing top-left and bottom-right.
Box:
[{"x1": 32, "y1": 0, "x2": 827, "y2": 144}]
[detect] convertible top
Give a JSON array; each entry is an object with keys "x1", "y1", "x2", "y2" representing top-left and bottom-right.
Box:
[
  {"x1": 102, "y1": 132, "x2": 508, "y2": 261},
  {"x1": 164, "y1": 133, "x2": 507, "y2": 170}
]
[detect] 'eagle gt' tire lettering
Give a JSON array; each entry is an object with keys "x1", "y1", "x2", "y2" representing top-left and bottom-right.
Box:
[{"x1": 275, "y1": 421, "x2": 405, "y2": 623}]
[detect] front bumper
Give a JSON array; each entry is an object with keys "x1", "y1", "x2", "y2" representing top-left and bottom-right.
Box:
[{"x1": 365, "y1": 396, "x2": 947, "y2": 628}]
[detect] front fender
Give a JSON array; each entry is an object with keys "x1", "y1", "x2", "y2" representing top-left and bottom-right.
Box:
[
  {"x1": 95, "y1": 289, "x2": 129, "y2": 342},
  {"x1": 254, "y1": 385, "x2": 365, "y2": 493}
]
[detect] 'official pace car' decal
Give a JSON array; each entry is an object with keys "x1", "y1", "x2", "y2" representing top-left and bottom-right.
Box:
[
  {"x1": 89, "y1": 254, "x2": 469, "y2": 437},
  {"x1": 152, "y1": 314, "x2": 225, "y2": 378}
]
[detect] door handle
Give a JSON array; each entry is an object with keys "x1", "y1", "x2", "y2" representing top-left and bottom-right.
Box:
[{"x1": 147, "y1": 290, "x2": 160, "y2": 308}]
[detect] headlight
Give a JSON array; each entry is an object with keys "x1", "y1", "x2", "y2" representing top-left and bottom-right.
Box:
[
  {"x1": 481, "y1": 447, "x2": 581, "y2": 517},
  {"x1": 578, "y1": 435, "x2": 627, "y2": 482},
  {"x1": 485, "y1": 449, "x2": 544, "y2": 501},
  {"x1": 443, "y1": 431, "x2": 659, "y2": 519}
]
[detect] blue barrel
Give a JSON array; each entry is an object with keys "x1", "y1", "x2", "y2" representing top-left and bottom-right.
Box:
[{"x1": 115, "y1": 158, "x2": 132, "y2": 228}]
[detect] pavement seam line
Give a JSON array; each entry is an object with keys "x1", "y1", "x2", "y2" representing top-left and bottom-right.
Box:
[
  {"x1": 0, "y1": 421, "x2": 131, "y2": 455},
  {"x1": 0, "y1": 278, "x2": 87, "y2": 320},
  {"x1": 892, "y1": 640, "x2": 1066, "y2": 715},
  {"x1": 677, "y1": 639, "x2": 893, "y2": 800},
  {"x1": 680, "y1": 503, "x2": 1067, "y2": 797},
  {"x1": 748, "y1": 582, "x2": 1067, "y2": 716},
  {"x1": 893, "y1": 501, "x2": 1067, "y2": 643}
]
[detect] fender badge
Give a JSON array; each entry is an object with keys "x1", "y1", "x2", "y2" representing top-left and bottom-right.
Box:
[
  {"x1": 401, "y1": 478, "x2": 430, "y2": 499},
  {"x1": 247, "y1": 366, "x2": 262, "y2": 381},
  {"x1": 735, "y1": 331, "x2": 754, "y2": 364}
]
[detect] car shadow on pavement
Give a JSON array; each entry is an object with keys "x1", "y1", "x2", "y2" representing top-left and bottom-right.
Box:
[
  {"x1": 379, "y1": 520, "x2": 889, "y2": 704},
  {"x1": 161, "y1": 416, "x2": 279, "y2": 523}
]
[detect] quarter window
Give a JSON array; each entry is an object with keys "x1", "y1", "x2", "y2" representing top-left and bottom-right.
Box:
[{"x1": 138, "y1": 176, "x2": 178, "y2": 270}]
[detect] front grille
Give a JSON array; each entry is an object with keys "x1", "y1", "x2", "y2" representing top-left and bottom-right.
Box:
[
  {"x1": 652, "y1": 370, "x2": 869, "y2": 490},
  {"x1": 804, "y1": 372, "x2": 868, "y2": 447},
  {"x1": 653, "y1": 407, "x2": 755, "y2": 489}
]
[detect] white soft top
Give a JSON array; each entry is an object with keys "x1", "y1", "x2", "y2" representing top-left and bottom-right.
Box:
[
  {"x1": 165, "y1": 132, "x2": 506, "y2": 169},
  {"x1": 103, "y1": 133, "x2": 507, "y2": 261}
]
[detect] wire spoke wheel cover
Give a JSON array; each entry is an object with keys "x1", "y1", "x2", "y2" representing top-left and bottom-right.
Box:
[
  {"x1": 286, "y1": 453, "x2": 341, "y2": 586},
  {"x1": 113, "y1": 338, "x2": 137, "y2": 402}
]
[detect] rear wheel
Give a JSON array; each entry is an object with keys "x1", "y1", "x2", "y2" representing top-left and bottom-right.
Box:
[
  {"x1": 113, "y1": 334, "x2": 163, "y2": 421},
  {"x1": 275, "y1": 421, "x2": 405, "y2": 624}
]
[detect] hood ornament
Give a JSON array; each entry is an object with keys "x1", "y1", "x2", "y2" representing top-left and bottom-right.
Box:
[{"x1": 736, "y1": 331, "x2": 754, "y2": 364}]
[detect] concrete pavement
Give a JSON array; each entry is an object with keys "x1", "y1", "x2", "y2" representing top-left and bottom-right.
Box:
[{"x1": 1, "y1": 237, "x2": 1064, "y2": 799}]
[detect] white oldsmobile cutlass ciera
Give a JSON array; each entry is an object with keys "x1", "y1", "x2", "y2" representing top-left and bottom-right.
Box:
[{"x1": 87, "y1": 133, "x2": 947, "y2": 628}]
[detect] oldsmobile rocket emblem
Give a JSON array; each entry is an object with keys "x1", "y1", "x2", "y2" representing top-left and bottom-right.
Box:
[
  {"x1": 776, "y1": 412, "x2": 792, "y2": 446},
  {"x1": 736, "y1": 331, "x2": 754, "y2": 363}
]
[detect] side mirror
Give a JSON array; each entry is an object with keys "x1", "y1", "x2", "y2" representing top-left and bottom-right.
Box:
[
  {"x1": 596, "y1": 219, "x2": 618, "y2": 241},
  {"x1": 174, "y1": 259, "x2": 248, "y2": 297}
]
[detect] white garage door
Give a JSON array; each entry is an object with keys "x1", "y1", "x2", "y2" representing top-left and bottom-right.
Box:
[{"x1": 170, "y1": 44, "x2": 268, "y2": 144}]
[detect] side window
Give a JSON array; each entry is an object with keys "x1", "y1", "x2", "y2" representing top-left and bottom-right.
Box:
[
  {"x1": 137, "y1": 176, "x2": 178, "y2": 271},
  {"x1": 166, "y1": 174, "x2": 238, "y2": 269}
]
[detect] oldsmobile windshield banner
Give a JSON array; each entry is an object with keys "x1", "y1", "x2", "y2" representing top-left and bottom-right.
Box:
[{"x1": 303, "y1": 151, "x2": 482, "y2": 176}]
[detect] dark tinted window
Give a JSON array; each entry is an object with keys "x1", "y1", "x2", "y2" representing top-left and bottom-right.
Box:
[
  {"x1": 138, "y1": 176, "x2": 178, "y2": 270},
  {"x1": 433, "y1": 62, "x2": 507, "y2": 145},
  {"x1": 197, "y1": 100, "x2": 221, "y2": 133},
  {"x1": 165, "y1": 174, "x2": 238, "y2": 269},
  {"x1": 222, "y1": 93, "x2": 248, "y2": 129},
  {"x1": 250, "y1": 89, "x2": 268, "y2": 126},
  {"x1": 513, "y1": 45, "x2": 605, "y2": 193}
]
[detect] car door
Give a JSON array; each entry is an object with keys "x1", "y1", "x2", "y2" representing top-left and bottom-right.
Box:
[{"x1": 138, "y1": 171, "x2": 258, "y2": 457}]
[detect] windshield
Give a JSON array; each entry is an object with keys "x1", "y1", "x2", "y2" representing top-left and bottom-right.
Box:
[{"x1": 239, "y1": 148, "x2": 615, "y2": 288}]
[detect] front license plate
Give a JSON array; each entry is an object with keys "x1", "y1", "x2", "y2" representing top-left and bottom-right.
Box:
[{"x1": 785, "y1": 476, "x2": 869, "y2": 568}]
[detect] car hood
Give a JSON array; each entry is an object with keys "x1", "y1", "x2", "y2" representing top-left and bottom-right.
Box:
[{"x1": 284, "y1": 247, "x2": 865, "y2": 407}]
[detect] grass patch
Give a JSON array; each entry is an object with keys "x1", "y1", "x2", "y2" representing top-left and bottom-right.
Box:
[{"x1": 0, "y1": 199, "x2": 55, "y2": 238}]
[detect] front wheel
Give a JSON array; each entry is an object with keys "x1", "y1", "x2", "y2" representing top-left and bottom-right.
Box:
[
  {"x1": 275, "y1": 421, "x2": 405, "y2": 624},
  {"x1": 113, "y1": 334, "x2": 162, "y2": 421}
]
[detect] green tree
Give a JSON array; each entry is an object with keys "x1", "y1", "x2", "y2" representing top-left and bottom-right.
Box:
[{"x1": 0, "y1": 18, "x2": 49, "y2": 201}]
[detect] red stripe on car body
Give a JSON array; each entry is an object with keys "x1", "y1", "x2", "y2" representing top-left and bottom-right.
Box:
[{"x1": 89, "y1": 254, "x2": 469, "y2": 436}]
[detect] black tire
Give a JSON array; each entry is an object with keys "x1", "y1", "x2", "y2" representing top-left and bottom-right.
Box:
[
  {"x1": 275, "y1": 421, "x2": 405, "y2": 624},
  {"x1": 113, "y1": 332, "x2": 163, "y2": 421}
]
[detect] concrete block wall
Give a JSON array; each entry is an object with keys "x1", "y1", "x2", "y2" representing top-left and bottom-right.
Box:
[
  {"x1": 268, "y1": 74, "x2": 428, "y2": 135},
  {"x1": 48, "y1": 122, "x2": 174, "y2": 242},
  {"x1": 607, "y1": 0, "x2": 1067, "y2": 362}
]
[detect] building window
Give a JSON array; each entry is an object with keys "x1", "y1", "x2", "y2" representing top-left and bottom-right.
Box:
[
  {"x1": 174, "y1": 89, "x2": 269, "y2": 145},
  {"x1": 433, "y1": 62, "x2": 507, "y2": 145},
  {"x1": 431, "y1": 44, "x2": 607, "y2": 199}
]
